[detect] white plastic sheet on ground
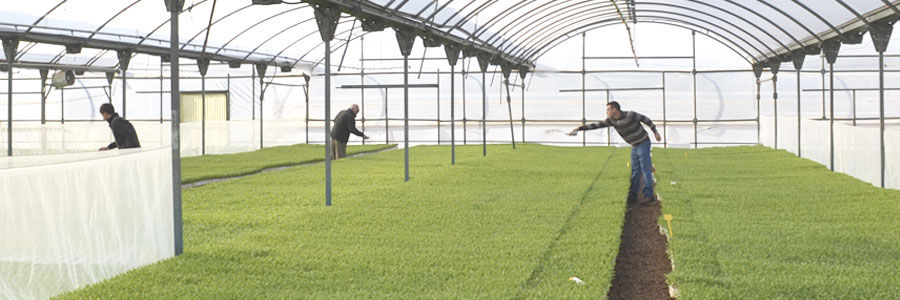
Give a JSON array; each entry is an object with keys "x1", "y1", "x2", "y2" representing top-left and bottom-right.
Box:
[{"x1": 0, "y1": 146, "x2": 174, "y2": 300}]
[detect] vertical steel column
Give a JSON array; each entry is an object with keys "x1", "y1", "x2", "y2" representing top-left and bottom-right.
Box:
[
  {"x1": 160, "y1": 60, "x2": 164, "y2": 123},
  {"x1": 118, "y1": 50, "x2": 131, "y2": 120},
  {"x1": 879, "y1": 55, "x2": 886, "y2": 187},
  {"x1": 202, "y1": 75, "x2": 206, "y2": 155},
  {"x1": 40, "y1": 69, "x2": 48, "y2": 124},
  {"x1": 404, "y1": 55, "x2": 410, "y2": 181},
  {"x1": 692, "y1": 31, "x2": 698, "y2": 149},
  {"x1": 829, "y1": 62, "x2": 835, "y2": 171},
  {"x1": 227, "y1": 73, "x2": 231, "y2": 121},
  {"x1": 258, "y1": 65, "x2": 265, "y2": 150},
  {"x1": 199, "y1": 58, "x2": 209, "y2": 156},
  {"x1": 122, "y1": 69, "x2": 127, "y2": 119},
  {"x1": 251, "y1": 67, "x2": 255, "y2": 120},
  {"x1": 606, "y1": 90, "x2": 611, "y2": 146},
  {"x1": 821, "y1": 56, "x2": 826, "y2": 119},
  {"x1": 756, "y1": 77, "x2": 761, "y2": 144},
  {"x1": 521, "y1": 80, "x2": 525, "y2": 143},
  {"x1": 313, "y1": 4, "x2": 340, "y2": 206},
  {"x1": 879, "y1": 52, "x2": 886, "y2": 188},
  {"x1": 395, "y1": 29, "x2": 415, "y2": 181},
  {"x1": 793, "y1": 51, "x2": 805, "y2": 157},
  {"x1": 451, "y1": 64, "x2": 455, "y2": 164},
  {"x1": 463, "y1": 60, "x2": 467, "y2": 145},
  {"x1": 481, "y1": 70, "x2": 486, "y2": 156},
  {"x1": 304, "y1": 75, "x2": 310, "y2": 144},
  {"x1": 167, "y1": 0, "x2": 184, "y2": 256},
  {"x1": 325, "y1": 41, "x2": 332, "y2": 203},
  {"x1": 582, "y1": 32, "x2": 586, "y2": 147},
  {"x1": 870, "y1": 21, "x2": 892, "y2": 188},
  {"x1": 476, "y1": 54, "x2": 488, "y2": 157},
  {"x1": 852, "y1": 90, "x2": 857, "y2": 126},
  {"x1": 797, "y1": 65, "x2": 802, "y2": 157},
  {"x1": 437, "y1": 70, "x2": 440, "y2": 145},
  {"x1": 60, "y1": 89, "x2": 64, "y2": 124},
  {"x1": 773, "y1": 70, "x2": 778, "y2": 150},
  {"x1": 4, "y1": 39, "x2": 15, "y2": 156},
  {"x1": 662, "y1": 72, "x2": 667, "y2": 148},
  {"x1": 502, "y1": 72, "x2": 515, "y2": 150},
  {"x1": 385, "y1": 87, "x2": 389, "y2": 144},
  {"x1": 360, "y1": 35, "x2": 365, "y2": 145}
]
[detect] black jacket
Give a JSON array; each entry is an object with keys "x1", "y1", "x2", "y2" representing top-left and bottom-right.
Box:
[
  {"x1": 329, "y1": 109, "x2": 364, "y2": 143},
  {"x1": 106, "y1": 113, "x2": 141, "y2": 149}
]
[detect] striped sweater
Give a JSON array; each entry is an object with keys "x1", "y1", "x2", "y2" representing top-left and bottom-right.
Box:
[{"x1": 578, "y1": 111, "x2": 658, "y2": 145}]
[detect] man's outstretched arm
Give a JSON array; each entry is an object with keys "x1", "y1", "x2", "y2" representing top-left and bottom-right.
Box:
[{"x1": 569, "y1": 119, "x2": 611, "y2": 135}]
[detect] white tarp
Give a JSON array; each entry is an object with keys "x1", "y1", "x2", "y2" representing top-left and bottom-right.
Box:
[{"x1": 0, "y1": 146, "x2": 174, "y2": 300}]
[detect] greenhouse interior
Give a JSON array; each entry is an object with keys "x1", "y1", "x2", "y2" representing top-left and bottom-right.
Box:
[{"x1": 2, "y1": 1, "x2": 899, "y2": 299}]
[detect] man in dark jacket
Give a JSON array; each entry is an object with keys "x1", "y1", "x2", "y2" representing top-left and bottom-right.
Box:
[
  {"x1": 98, "y1": 103, "x2": 141, "y2": 151},
  {"x1": 330, "y1": 104, "x2": 369, "y2": 159},
  {"x1": 569, "y1": 101, "x2": 661, "y2": 206}
]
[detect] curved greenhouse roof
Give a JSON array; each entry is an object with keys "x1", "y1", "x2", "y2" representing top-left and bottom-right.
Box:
[{"x1": 2, "y1": 0, "x2": 899, "y2": 73}]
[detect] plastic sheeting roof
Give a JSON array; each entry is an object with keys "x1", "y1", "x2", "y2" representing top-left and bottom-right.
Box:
[
  {"x1": 1, "y1": 0, "x2": 899, "y2": 72},
  {"x1": 380, "y1": 0, "x2": 900, "y2": 63}
]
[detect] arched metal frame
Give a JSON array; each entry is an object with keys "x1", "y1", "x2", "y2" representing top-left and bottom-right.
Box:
[{"x1": 4, "y1": 0, "x2": 900, "y2": 70}]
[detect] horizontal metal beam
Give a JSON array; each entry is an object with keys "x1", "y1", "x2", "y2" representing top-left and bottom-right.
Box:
[
  {"x1": 803, "y1": 87, "x2": 900, "y2": 91},
  {"x1": 338, "y1": 84, "x2": 438, "y2": 89},
  {"x1": 559, "y1": 87, "x2": 664, "y2": 92},
  {"x1": 302, "y1": 0, "x2": 534, "y2": 68},
  {"x1": 0, "y1": 59, "x2": 117, "y2": 73},
  {"x1": 0, "y1": 28, "x2": 301, "y2": 70},
  {"x1": 583, "y1": 56, "x2": 695, "y2": 60}
]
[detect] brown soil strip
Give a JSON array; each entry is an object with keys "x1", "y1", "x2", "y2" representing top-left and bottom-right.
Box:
[
  {"x1": 606, "y1": 198, "x2": 674, "y2": 300},
  {"x1": 182, "y1": 146, "x2": 398, "y2": 189}
]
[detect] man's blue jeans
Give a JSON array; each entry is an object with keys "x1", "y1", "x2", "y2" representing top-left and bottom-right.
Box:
[{"x1": 630, "y1": 139, "x2": 654, "y2": 200}]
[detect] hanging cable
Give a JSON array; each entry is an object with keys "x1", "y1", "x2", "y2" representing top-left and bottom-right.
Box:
[{"x1": 610, "y1": 0, "x2": 639, "y2": 67}]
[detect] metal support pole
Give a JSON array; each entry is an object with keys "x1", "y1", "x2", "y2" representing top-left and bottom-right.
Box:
[
  {"x1": 260, "y1": 76, "x2": 264, "y2": 149},
  {"x1": 160, "y1": 60, "x2": 164, "y2": 123},
  {"x1": 60, "y1": 89, "x2": 64, "y2": 124},
  {"x1": 385, "y1": 88, "x2": 389, "y2": 144},
  {"x1": 756, "y1": 79, "x2": 761, "y2": 144},
  {"x1": 227, "y1": 74, "x2": 231, "y2": 121},
  {"x1": 325, "y1": 40, "x2": 332, "y2": 205},
  {"x1": 692, "y1": 31, "x2": 698, "y2": 149},
  {"x1": 773, "y1": 73, "x2": 778, "y2": 150},
  {"x1": 482, "y1": 70, "x2": 486, "y2": 156},
  {"x1": 251, "y1": 67, "x2": 255, "y2": 120},
  {"x1": 662, "y1": 72, "x2": 667, "y2": 148},
  {"x1": 40, "y1": 69, "x2": 47, "y2": 125},
  {"x1": 879, "y1": 51, "x2": 886, "y2": 188},
  {"x1": 821, "y1": 56, "x2": 826, "y2": 119},
  {"x1": 168, "y1": 0, "x2": 184, "y2": 256},
  {"x1": 437, "y1": 70, "x2": 440, "y2": 145},
  {"x1": 504, "y1": 78, "x2": 516, "y2": 149},
  {"x1": 521, "y1": 84, "x2": 525, "y2": 143},
  {"x1": 463, "y1": 65, "x2": 467, "y2": 145},
  {"x1": 122, "y1": 70, "x2": 127, "y2": 119},
  {"x1": 404, "y1": 55, "x2": 410, "y2": 181},
  {"x1": 797, "y1": 67, "x2": 801, "y2": 157},
  {"x1": 852, "y1": 90, "x2": 857, "y2": 126},
  {"x1": 451, "y1": 64, "x2": 455, "y2": 165},
  {"x1": 582, "y1": 32, "x2": 586, "y2": 147},
  {"x1": 305, "y1": 78, "x2": 310, "y2": 144},
  {"x1": 606, "y1": 90, "x2": 611, "y2": 146},
  {"x1": 6, "y1": 51, "x2": 11, "y2": 156},
  {"x1": 830, "y1": 62, "x2": 834, "y2": 171},
  {"x1": 361, "y1": 35, "x2": 365, "y2": 145},
  {"x1": 201, "y1": 75, "x2": 206, "y2": 155}
]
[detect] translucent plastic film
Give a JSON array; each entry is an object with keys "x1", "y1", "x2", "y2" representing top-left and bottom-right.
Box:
[{"x1": 0, "y1": 147, "x2": 174, "y2": 300}]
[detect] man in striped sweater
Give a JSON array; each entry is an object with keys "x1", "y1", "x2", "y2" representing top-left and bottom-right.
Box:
[{"x1": 569, "y1": 101, "x2": 661, "y2": 206}]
